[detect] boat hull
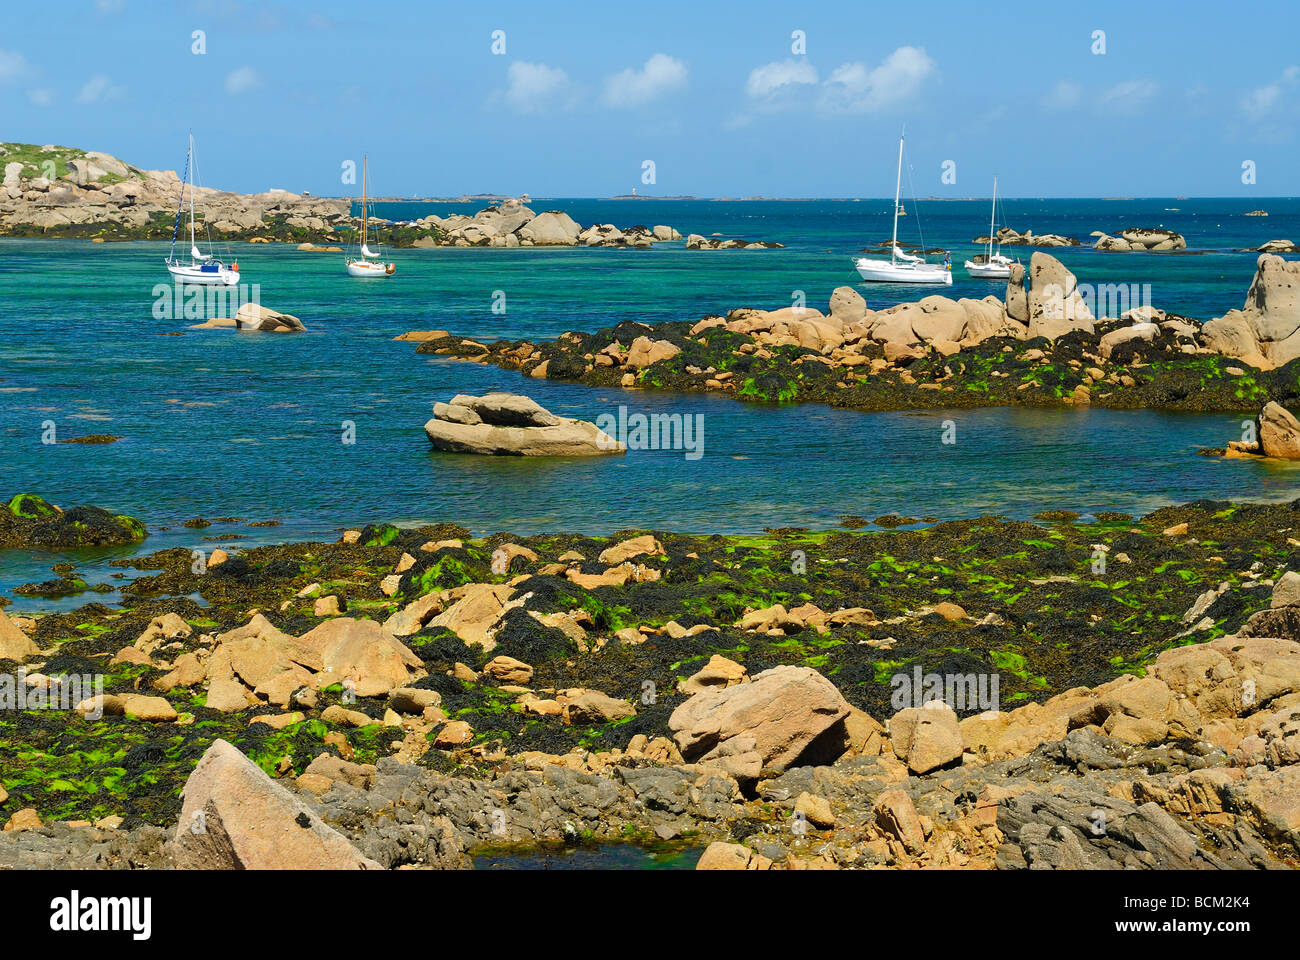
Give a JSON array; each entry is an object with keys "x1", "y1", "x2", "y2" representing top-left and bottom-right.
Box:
[
  {"x1": 854, "y1": 258, "x2": 952, "y2": 285},
  {"x1": 166, "y1": 263, "x2": 240, "y2": 286},
  {"x1": 346, "y1": 259, "x2": 395, "y2": 278},
  {"x1": 964, "y1": 260, "x2": 1012, "y2": 279}
]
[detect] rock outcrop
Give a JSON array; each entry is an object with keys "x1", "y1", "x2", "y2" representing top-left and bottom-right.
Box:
[
  {"x1": 0, "y1": 143, "x2": 692, "y2": 248},
  {"x1": 1201, "y1": 254, "x2": 1300, "y2": 369},
  {"x1": 1093, "y1": 227, "x2": 1187, "y2": 252},
  {"x1": 424, "y1": 393, "x2": 625, "y2": 456},
  {"x1": 1025, "y1": 251, "x2": 1095, "y2": 339},
  {"x1": 1260, "y1": 401, "x2": 1300, "y2": 458},
  {"x1": 973, "y1": 227, "x2": 1079, "y2": 247},
  {"x1": 685, "y1": 233, "x2": 785, "y2": 250},
  {"x1": 232, "y1": 303, "x2": 306, "y2": 333}
]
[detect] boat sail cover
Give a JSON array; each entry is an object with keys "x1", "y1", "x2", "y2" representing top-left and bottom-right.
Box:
[{"x1": 361, "y1": 243, "x2": 379, "y2": 259}]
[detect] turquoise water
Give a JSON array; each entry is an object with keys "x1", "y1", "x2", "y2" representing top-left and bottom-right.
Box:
[{"x1": 2, "y1": 199, "x2": 1299, "y2": 605}]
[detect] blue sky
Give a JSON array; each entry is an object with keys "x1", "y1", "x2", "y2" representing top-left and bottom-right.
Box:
[{"x1": 3, "y1": 0, "x2": 1298, "y2": 198}]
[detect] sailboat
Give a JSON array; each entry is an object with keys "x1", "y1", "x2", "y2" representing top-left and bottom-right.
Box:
[
  {"x1": 345, "y1": 156, "x2": 395, "y2": 278},
  {"x1": 965, "y1": 177, "x2": 1017, "y2": 279},
  {"x1": 165, "y1": 133, "x2": 239, "y2": 286},
  {"x1": 853, "y1": 133, "x2": 951, "y2": 285}
]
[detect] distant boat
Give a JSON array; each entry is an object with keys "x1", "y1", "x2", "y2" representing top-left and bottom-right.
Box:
[
  {"x1": 165, "y1": 133, "x2": 239, "y2": 286},
  {"x1": 853, "y1": 132, "x2": 952, "y2": 285},
  {"x1": 346, "y1": 156, "x2": 395, "y2": 278},
  {"x1": 965, "y1": 177, "x2": 1017, "y2": 280}
]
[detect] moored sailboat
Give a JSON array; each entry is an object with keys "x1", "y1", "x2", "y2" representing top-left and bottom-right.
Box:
[
  {"x1": 853, "y1": 133, "x2": 951, "y2": 285},
  {"x1": 346, "y1": 156, "x2": 395, "y2": 278},
  {"x1": 165, "y1": 133, "x2": 239, "y2": 286},
  {"x1": 965, "y1": 176, "x2": 1017, "y2": 279}
]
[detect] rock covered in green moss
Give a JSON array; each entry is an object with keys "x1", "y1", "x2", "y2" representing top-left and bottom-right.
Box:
[{"x1": 0, "y1": 494, "x2": 147, "y2": 549}]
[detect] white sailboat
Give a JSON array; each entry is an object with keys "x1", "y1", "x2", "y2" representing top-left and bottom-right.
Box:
[
  {"x1": 165, "y1": 133, "x2": 240, "y2": 286},
  {"x1": 965, "y1": 177, "x2": 1017, "y2": 279},
  {"x1": 854, "y1": 133, "x2": 951, "y2": 285},
  {"x1": 346, "y1": 156, "x2": 395, "y2": 278}
]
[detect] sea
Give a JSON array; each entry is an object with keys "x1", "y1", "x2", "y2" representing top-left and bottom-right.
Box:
[{"x1": 2, "y1": 197, "x2": 1298, "y2": 607}]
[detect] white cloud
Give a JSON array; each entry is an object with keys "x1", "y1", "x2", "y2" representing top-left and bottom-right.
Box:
[
  {"x1": 0, "y1": 49, "x2": 29, "y2": 83},
  {"x1": 601, "y1": 53, "x2": 687, "y2": 108},
  {"x1": 1040, "y1": 80, "x2": 1082, "y2": 111},
  {"x1": 1242, "y1": 66, "x2": 1299, "y2": 121},
  {"x1": 26, "y1": 88, "x2": 54, "y2": 107},
  {"x1": 503, "y1": 61, "x2": 575, "y2": 113},
  {"x1": 1097, "y1": 79, "x2": 1158, "y2": 115},
  {"x1": 819, "y1": 46, "x2": 936, "y2": 113},
  {"x1": 745, "y1": 58, "x2": 817, "y2": 99},
  {"x1": 76, "y1": 74, "x2": 126, "y2": 103},
  {"x1": 224, "y1": 66, "x2": 261, "y2": 95}
]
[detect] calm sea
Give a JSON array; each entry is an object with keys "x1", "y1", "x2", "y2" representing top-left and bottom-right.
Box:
[{"x1": 1, "y1": 198, "x2": 1298, "y2": 605}]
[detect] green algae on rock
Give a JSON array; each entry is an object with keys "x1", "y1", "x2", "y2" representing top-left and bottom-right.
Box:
[
  {"x1": 7, "y1": 498, "x2": 1300, "y2": 831},
  {"x1": 0, "y1": 494, "x2": 148, "y2": 549}
]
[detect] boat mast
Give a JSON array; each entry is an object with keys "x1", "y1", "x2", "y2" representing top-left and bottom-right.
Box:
[
  {"x1": 891, "y1": 132, "x2": 903, "y2": 266},
  {"x1": 361, "y1": 155, "x2": 368, "y2": 258},
  {"x1": 188, "y1": 133, "x2": 196, "y2": 261},
  {"x1": 989, "y1": 176, "x2": 997, "y2": 260}
]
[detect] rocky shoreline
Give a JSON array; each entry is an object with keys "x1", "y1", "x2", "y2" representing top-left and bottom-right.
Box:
[
  {"x1": 3, "y1": 494, "x2": 1300, "y2": 869},
  {"x1": 409, "y1": 252, "x2": 1300, "y2": 412},
  {"x1": 0, "y1": 143, "x2": 782, "y2": 250}
]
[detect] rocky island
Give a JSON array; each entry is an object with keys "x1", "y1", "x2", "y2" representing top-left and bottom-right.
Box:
[{"x1": 408, "y1": 252, "x2": 1300, "y2": 412}]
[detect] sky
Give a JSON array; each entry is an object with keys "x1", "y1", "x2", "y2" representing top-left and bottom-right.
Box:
[{"x1": 3, "y1": 0, "x2": 1298, "y2": 198}]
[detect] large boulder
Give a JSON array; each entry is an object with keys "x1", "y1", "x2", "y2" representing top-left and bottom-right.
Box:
[
  {"x1": 625, "y1": 336, "x2": 682, "y2": 370},
  {"x1": 0, "y1": 609, "x2": 39, "y2": 661},
  {"x1": 828, "y1": 286, "x2": 868, "y2": 326},
  {"x1": 172, "y1": 740, "x2": 380, "y2": 869},
  {"x1": 298, "y1": 617, "x2": 425, "y2": 697},
  {"x1": 1201, "y1": 310, "x2": 1270, "y2": 368},
  {"x1": 668, "y1": 665, "x2": 851, "y2": 773},
  {"x1": 517, "y1": 210, "x2": 580, "y2": 245},
  {"x1": 233, "y1": 303, "x2": 305, "y2": 333},
  {"x1": 1026, "y1": 252, "x2": 1094, "y2": 339},
  {"x1": 424, "y1": 393, "x2": 624, "y2": 456},
  {"x1": 1005, "y1": 262, "x2": 1028, "y2": 324},
  {"x1": 1203, "y1": 255, "x2": 1300, "y2": 368},
  {"x1": 1259, "y1": 402, "x2": 1300, "y2": 459}
]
